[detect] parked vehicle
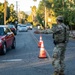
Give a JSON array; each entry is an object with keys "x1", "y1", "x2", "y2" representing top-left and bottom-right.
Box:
[
  {"x1": 0, "y1": 25, "x2": 16, "y2": 55},
  {"x1": 26, "y1": 23, "x2": 32, "y2": 30},
  {"x1": 17, "y1": 24, "x2": 22, "y2": 30},
  {"x1": 8, "y1": 24, "x2": 17, "y2": 35},
  {"x1": 18, "y1": 25, "x2": 28, "y2": 32}
]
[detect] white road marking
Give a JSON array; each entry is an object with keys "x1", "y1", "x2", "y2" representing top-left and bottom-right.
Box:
[{"x1": 2, "y1": 59, "x2": 23, "y2": 62}]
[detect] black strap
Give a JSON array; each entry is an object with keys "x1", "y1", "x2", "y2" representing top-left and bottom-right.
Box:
[{"x1": 62, "y1": 25, "x2": 66, "y2": 42}]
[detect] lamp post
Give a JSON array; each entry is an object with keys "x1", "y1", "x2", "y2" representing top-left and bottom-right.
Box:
[
  {"x1": 42, "y1": 0, "x2": 47, "y2": 29},
  {"x1": 48, "y1": 17, "x2": 52, "y2": 29},
  {"x1": 33, "y1": 0, "x2": 37, "y2": 25},
  {"x1": 45, "y1": 6, "x2": 47, "y2": 29},
  {"x1": 33, "y1": 0, "x2": 47, "y2": 29},
  {"x1": 33, "y1": 0, "x2": 37, "y2": 1}
]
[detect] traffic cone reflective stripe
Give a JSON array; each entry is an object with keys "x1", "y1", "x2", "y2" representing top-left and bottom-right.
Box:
[
  {"x1": 38, "y1": 41, "x2": 47, "y2": 58},
  {"x1": 38, "y1": 35, "x2": 42, "y2": 48},
  {"x1": 39, "y1": 49, "x2": 46, "y2": 58}
]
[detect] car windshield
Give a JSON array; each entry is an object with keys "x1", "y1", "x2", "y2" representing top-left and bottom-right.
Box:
[
  {"x1": 20, "y1": 25, "x2": 26, "y2": 27},
  {"x1": 27, "y1": 24, "x2": 31, "y2": 26},
  {"x1": 8, "y1": 25, "x2": 15, "y2": 28},
  {"x1": 0, "y1": 27, "x2": 4, "y2": 35}
]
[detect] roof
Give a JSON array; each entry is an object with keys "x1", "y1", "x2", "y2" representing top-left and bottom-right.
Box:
[{"x1": 0, "y1": 25, "x2": 8, "y2": 28}]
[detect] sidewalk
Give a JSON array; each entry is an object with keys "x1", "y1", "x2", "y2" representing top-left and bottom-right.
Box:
[
  {"x1": 34, "y1": 28, "x2": 53, "y2": 34},
  {"x1": 69, "y1": 30, "x2": 75, "y2": 39},
  {"x1": 34, "y1": 27, "x2": 75, "y2": 39}
]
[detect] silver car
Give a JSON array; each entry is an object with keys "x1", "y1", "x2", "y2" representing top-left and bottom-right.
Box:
[
  {"x1": 26, "y1": 23, "x2": 32, "y2": 30},
  {"x1": 18, "y1": 25, "x2": 28, "y2": 32}
]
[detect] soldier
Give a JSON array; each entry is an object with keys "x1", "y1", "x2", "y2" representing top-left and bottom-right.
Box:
[{"x1": 51, "y1": 16, "x2": 69, "y2": 75}]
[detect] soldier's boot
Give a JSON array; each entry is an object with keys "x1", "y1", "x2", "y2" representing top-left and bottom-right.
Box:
[{"x1": 52, "y1": 71, "x2": 59, "y2": 75}]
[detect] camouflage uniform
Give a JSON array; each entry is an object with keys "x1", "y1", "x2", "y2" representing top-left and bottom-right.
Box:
[{"x1": 52, "y1": 21, "x2": 69, "y2": 75}]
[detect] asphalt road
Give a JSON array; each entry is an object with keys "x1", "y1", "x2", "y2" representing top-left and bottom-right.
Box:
[{"x1": 0, "y1": 28, "x2": 75, "y2": 75}]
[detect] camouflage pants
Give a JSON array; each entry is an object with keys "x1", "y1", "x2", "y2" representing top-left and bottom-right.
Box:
[{"x1": 52, "y1": 43, "x2": 66, "y2": 72}]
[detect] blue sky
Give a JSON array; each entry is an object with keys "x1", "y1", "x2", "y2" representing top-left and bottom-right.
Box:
[{"x1": 0, "y1": 0, "x2": 40, "y2": 13}]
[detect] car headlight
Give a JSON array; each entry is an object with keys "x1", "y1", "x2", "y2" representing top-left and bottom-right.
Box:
[{"x1": 30, "y1": 26, "x2": 32, "y2": 28}]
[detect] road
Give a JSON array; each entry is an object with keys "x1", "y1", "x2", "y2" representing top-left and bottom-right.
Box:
[{"x1": 0, "y1": 28, "x2": 75, "y2": 75}]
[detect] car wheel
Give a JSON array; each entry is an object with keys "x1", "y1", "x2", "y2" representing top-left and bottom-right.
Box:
[
  {"x1": 15, "y1": 33, "x2": 17, "y2": 35},
  {"x1": 26, "y1": 30, "x2": 28, "y2": 32},
  {"x1": 11, "y1": 40, "x2": 16, "y2": 49},
  {"x1": 2, "y1": 44, "x2": 7, "y2": 55}
]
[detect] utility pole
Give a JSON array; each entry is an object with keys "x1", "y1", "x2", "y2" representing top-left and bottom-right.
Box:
[
  {"x1": 15, "y1": 1, "x2": 18, "y2": 29},
  {"x1": 16, "y1": 1, "x2": 18, "y2": 22},
  {"x1": 4, "y1": 0, "x2": 7, "y2": 25}
]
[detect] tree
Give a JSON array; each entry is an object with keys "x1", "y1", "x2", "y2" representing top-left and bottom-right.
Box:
[
  {"x1": 0, "y1": 2, "x2": 4, "y2": 24},
  {"x1": 52, "y1": 0, "x2": 75, "y2": 26},
  {"x1": 36, "y1": 1, "x2": 45, "y2": 28},
  {"x1": 36, "y1": 0, "x2": 56, "y2": 28},
  {"x1": 18, "y1": 11, "x2": 28, "y2": 24},
  {"x1": 7, "y1": 4, "x2": 17, "y2": 24},
  {"x1": 0, "y1": 1, "x2": 18, "y2": 25},
  {"x1": 37, "y1": 0, "x2": 75, "y2": 28}
]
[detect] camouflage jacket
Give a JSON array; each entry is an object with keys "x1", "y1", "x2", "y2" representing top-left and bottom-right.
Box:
[{"x1": 51, "y1": 23, "x2": 70, "y2": 44}]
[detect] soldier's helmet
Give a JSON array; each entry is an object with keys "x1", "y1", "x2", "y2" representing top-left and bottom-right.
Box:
[{"x1": 56, "y1": 16, "x2": 64, "y2": 22}]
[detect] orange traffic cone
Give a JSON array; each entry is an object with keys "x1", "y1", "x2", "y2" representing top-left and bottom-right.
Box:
[
  {"x1": 38, "y1": 35, "x2": 43, "y2": 48},
  {"x1": 38, "y1": 41, "x2": 47, "y2": 58}
]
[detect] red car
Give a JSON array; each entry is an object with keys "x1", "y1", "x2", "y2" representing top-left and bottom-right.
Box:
[{"x1": 0, "y1": 25, "x2": 16, "y2": 55}]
